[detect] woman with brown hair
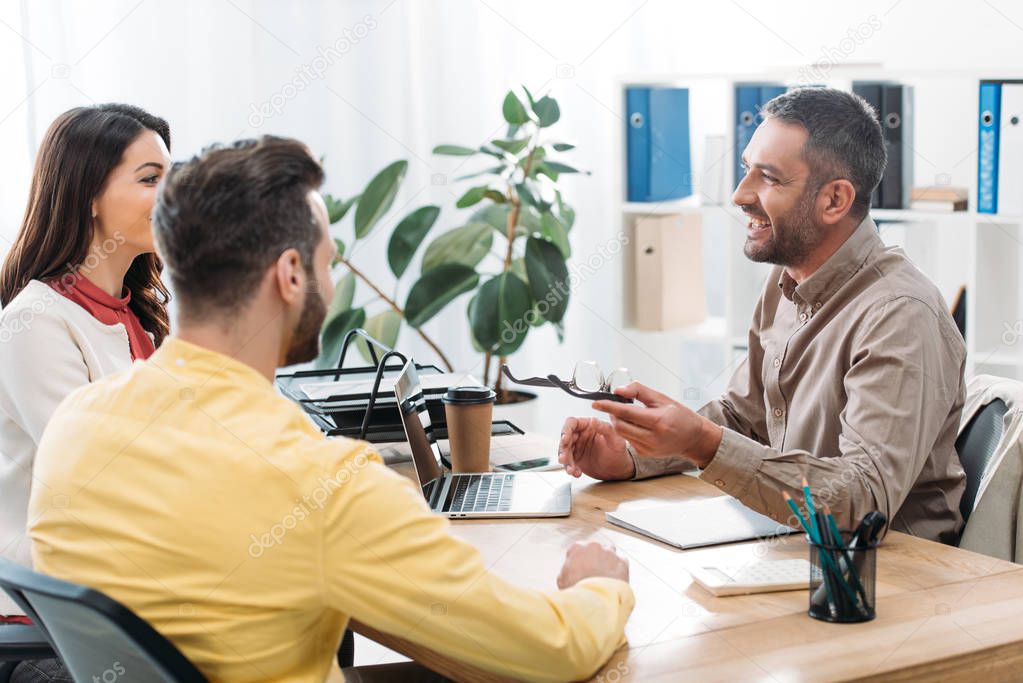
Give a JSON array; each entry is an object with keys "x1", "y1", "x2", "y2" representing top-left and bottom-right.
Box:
[{"x1": 0, "y1": 104, "x2": 171, "y2": 630}]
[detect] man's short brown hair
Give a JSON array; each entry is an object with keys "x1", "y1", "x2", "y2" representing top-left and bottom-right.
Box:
[{"x1": 153, "y1": 136, "x2": 324, "y2": 319}]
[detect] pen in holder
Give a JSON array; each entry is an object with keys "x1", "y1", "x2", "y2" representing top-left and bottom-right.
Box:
[{"x1": 808, "y1": 530, "x2": 877, "y2": 623}]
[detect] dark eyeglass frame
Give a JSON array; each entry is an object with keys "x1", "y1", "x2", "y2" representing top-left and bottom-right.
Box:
[{"x1": 500, "y1": 365, "x2": 633, "y2": 403}]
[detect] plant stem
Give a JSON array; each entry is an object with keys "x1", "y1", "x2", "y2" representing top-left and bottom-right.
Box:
[
  {"x1": 495, "y1": 354, "x2": 507, "y2": 397},
  {"x1": 483, "y1": 350, "x2": 492, "y2": 387},
  {"x1": 338, "y1": 256, "x2": 454, "y2": 372},
  {"x1": 489, "y1": 137, "x2": 539, "y2": 397}
]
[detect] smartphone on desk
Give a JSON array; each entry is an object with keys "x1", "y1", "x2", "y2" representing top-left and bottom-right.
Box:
[{"x1": 496, "y1": 457, "x2": 558, "y2": 472}]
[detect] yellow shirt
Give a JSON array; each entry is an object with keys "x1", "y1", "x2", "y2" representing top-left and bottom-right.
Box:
[{"x1": 28, "y1": 338, "x2": 634, "y2": 682}]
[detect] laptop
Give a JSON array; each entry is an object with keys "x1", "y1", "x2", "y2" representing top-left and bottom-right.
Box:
[{"x1": 393, "y1": 359, "x2": 571, "y2": 518}]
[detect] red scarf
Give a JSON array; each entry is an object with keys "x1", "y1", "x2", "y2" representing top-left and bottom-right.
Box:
[{"x1": 48, "y1": 274, "x2": 156, "y2": 360}]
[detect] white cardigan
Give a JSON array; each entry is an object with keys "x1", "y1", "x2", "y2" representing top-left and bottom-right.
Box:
[{"x1": 0, "y1": 280, "x2": 137, "y2": 614}]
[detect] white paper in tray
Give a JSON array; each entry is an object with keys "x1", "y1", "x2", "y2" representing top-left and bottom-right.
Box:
[{"x1": 299, "y1": 372, "x2": 482, "y2": 401}]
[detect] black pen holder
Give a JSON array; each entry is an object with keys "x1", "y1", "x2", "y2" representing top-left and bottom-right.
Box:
[{"x1": 808, "y1": 531, "x2": 877, "y2": 623}]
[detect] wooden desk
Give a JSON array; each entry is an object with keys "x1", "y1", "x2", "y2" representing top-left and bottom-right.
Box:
[{"x1": 351, "y1": 435, "x2": 1023, "y2": 682}]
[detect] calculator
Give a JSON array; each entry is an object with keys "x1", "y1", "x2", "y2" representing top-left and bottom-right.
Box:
[{"x1": 688, "y1": 559, "x2": 812, "y2": 596}]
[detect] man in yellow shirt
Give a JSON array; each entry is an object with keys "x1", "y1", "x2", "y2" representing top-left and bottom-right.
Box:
[{"x1": 28, "y1": 136, "x2": 634, "y2": 682}]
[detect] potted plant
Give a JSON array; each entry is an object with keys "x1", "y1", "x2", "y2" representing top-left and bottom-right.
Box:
[{"x1": 319, "y1": 86, "x2": 585, "y2": 404}]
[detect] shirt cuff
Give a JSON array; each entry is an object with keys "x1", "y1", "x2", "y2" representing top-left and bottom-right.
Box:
[
  {"x1": 626, "y1": 441, "x2": 694, "y2": 481},
  {"x1": 698, "y1": 428, "x2": 762, "y2": 498}
]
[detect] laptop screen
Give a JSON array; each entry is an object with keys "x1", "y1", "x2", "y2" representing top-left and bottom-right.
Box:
[{"x1": 393, "y1": 359, "x2": 445, "y2": 497}]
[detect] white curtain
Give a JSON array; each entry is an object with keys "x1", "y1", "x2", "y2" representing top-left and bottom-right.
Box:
[{"x1": 3, "y1": 0, "x2": 1022, "y2": 429}]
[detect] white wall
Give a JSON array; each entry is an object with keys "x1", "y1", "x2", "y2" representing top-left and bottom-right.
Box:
[{"x1": 2, "y1": 0, "x2": 1021, "y2": 429}]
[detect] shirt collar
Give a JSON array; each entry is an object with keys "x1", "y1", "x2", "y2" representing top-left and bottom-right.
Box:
[
  {"x1": 61, "y1": 273, "x2": 131, "y2": 311},
  {"x1": 777, "y1": 214, "x2": 881, "y2": 310},
  {"x1": 148, "y1": 337, "x2": 272, "y2": 390}
]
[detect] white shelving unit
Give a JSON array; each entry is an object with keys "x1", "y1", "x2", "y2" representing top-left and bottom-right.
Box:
[{"x1": 615, "y1": 68, "x2": 1023, "y2": 394}]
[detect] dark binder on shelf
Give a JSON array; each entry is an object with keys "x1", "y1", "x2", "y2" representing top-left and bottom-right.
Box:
[
  {"x1": 275, "y1": 329, "x2": 521, "y2": 443},
  {"x1": 852, "y1": 82, "x2": 883, "y2": 208},
  {"x1": 734, "y1": 83, "x2": 786, "y2": 190},
  {"x1": 880, "y1": 84, "x2": 912, "y2": 209},
  {"x1": 854, "y1": 82, "x2": 913, "y2": 209},
  {"x1": 626, "y1": 86, "x2": 691, "y2": 202}
]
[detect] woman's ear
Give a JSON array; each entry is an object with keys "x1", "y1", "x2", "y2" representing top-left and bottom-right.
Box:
[{"x1": 91, "y1": 200, "x2": 98, "y2": 219}]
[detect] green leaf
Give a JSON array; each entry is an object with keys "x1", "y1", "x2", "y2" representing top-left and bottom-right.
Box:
[
  {"x1": 405, "y1": 264, "x2": 480, "y2": 328},
  {"x1": 515, "y1": 182, "x2": 539, "y2": 208},
  {"x1": 421, "y1": 223, "x2": 493, "y2": 273},
  {"x1": 354, "y1": 160, "x2": 408, "y2": 238},
  {"x1": 316, "y1": 307, "x2": 366, "y2": 369},
  {"x1": 518, "y1": 203, "x2": 542, "y2": 232},
  {"x1": 521, "y1": 85, "x2": 537, "y2": 109},
  {"x1": 552, "y1": 142, "x2": 575, "y2": 152},
  {"x1": 533, "y1": 162, "x2": 559, "y2": 182},
  {"x1": 509, "y1": 257, "x2": 528, "y2": 284},
  {"x1": 512, "y1": 257, "x2": 548, "y2": 329},
  {"x1": 521, "y1": 146, "x2": 546, "y2": 167},
  {"x1": 456, "y1": 185, "x2": 489, "y2": 209},
  {"x1": 455, "y1": 166, "x2": 503, "y2": 182},
  {"x1": 491, "y1": 138, "x2": 529, "y2": 155},
  {"x1": 502, "y1": 90, "x2": 529, "y2": 125},
  {"x1": 356, "y1": 309, "x2": 402, "y2": 362},
  {"x1": 470, "y1": 272, "x2": 532, "y2": 355},
  {"x1": 533, "y1": 95, "x2": 560, "y2": 127},
  {"x1": 472, "y1": 204, "x2": 510, "y2": 233},
  {"x1": 324, "y1": 271, "x2": 356, "y2": 325},
  {"x1": 324, "y1": 193, "x2": 359, "y2": 225},
  {"x1": 471, "y1": 203, "x2": 534, "y2": 238},
  {"x1": 482, "y1": 189, "x2": 507, "y2": 204},
  {"x1": 387, "y1": 205, "x2": 440, "y2": 278},
  {"x1": 540, "y1": 211, "x2": 571, "y2": 258},
  {"x1": 524, "y1": 236, "x2": 570, "y2": 323},
  {"x1": 433, "y1": 144, "x2": 477, "y2": 156},
  {"x1": 333, "y1": 238, "x2": 346, "y2": 261},
  {"x1": 545, "y1": 161, "x2": 586, "y2": 175},
  {"x1": 478, "y1": 145, "x2": 508, "y2": 160},
  {"x1": 467, "y1": 294, "x2": 489, "y2": 353},
  {"x1": 555, "y1": 190, "x2": 575, "y2": 230}
]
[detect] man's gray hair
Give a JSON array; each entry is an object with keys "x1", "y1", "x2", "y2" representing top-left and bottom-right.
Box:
[{"x1": 761, "y1": 87, "x2": 886, "y2": 220}]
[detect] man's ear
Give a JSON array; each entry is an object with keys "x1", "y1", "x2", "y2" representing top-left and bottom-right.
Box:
[
  {"x1": 273, "y1": 248, "x2": 305, "y2": 307},
  {"x1": 818, "y1": 178, "x2": 857, "y2": 225}
]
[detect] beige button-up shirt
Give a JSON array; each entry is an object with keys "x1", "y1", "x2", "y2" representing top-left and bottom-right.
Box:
[{"x1": 633, "y1": 216, "x2": 967, "y2": 544}]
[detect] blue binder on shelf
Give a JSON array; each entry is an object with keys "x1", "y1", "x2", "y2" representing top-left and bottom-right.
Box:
[
  {"x1": 734, "y1": 83, "x2": 786, "y2": 189},
  {"x1": 626, "y1": 87, "x2": 691, "y2": 202},
  {"x1": 978, "y1": 81, "x2": 1001, "y2": 214}
]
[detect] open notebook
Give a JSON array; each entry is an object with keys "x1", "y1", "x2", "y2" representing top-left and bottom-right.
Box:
[{"x1": 606, "y1": 496, "x2": 798, "y2": 549}]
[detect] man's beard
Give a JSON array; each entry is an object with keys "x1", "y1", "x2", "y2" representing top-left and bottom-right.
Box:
[
  {"x1": 284, "y1": 284, "x2": 327, "y2": 366},
  {"x1": 742, "y1": 184, "x2": 825, "y2": 267}
]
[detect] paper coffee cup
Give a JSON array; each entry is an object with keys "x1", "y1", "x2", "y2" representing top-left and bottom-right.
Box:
[{"x1": 443, "y1": 386, "x2": 496, "y2": 473}]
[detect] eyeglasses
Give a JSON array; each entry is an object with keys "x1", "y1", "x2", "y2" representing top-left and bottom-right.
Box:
[{"x1": 501, "y1": 362, "x2": 633, "y2": 402}]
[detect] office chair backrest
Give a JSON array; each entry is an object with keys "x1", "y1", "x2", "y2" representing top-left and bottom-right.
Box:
[
  {"x1": 955, "y1": 397, "x2": 1009, "y2": 524},
  {"x1": 0, "y1": 559, "x2": 207, "y2": 683}
]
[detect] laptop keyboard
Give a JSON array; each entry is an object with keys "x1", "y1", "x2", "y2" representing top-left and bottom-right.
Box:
[{"x1": 448, "y1": 474, "x2": 514, "y2": 513}]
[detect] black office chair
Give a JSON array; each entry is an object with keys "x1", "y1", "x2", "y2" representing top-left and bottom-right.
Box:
[
  {"x1": 0, "y1": 559, "x2": 207, "y2": 683},
  {"x1": 0, "y1": 620, "x2": 53, "y2": 683},
  {"x1": 955, "y1": 397, "x2": 1009, "y2": 525}
]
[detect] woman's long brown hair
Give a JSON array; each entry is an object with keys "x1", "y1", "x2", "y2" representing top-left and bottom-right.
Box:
[{"x1": 0, "y1": 103, "x2": 171, "y2": 345}]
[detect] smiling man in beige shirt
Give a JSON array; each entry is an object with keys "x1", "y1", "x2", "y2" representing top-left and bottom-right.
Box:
[{"x1": 560, "y1": 87, "x2": 967, "y2": 544}]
